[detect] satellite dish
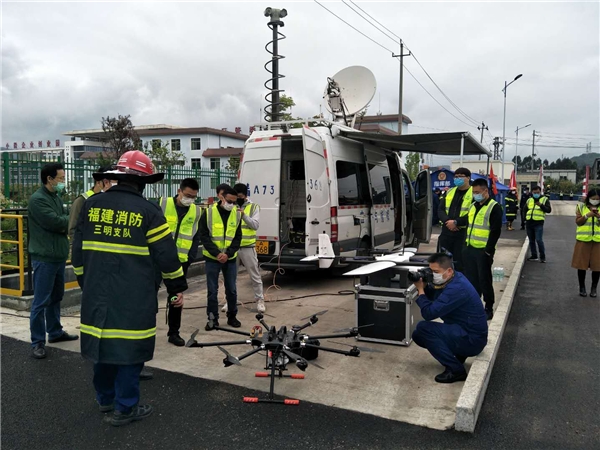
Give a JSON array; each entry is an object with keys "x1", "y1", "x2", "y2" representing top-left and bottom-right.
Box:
[{"x1": 324, "y1": 66, "x2": 377, "y2": 121}]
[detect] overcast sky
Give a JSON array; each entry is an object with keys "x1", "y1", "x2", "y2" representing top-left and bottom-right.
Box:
[{"x1": 2, "y1": 0, "x2": 599, "y2": 164}]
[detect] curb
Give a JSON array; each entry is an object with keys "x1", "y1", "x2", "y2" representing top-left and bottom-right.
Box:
[{"x1": 454, "y1": 239, "x2": 530, "y2": 432}]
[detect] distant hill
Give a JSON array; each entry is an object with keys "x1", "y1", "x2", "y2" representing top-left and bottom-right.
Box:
[{"x1": 570, "y1": 152, "x2": 600, "y2": 168}]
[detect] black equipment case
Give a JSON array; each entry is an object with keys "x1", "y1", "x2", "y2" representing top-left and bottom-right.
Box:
[{"x1": 356, "y1": 284, "x2": 422, "y2": 346}]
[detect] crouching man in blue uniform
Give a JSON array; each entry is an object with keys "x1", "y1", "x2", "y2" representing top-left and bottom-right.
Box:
[{"x1": 411, "y1": 252, "x2": 488, "y2": 383}]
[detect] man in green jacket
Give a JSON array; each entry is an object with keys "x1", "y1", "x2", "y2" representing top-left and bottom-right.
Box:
[{"x1": 28, "y1": 163, "x2": 79, "y2": 359}]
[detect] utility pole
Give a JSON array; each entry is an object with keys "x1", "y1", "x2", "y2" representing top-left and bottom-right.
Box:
[
  {"x1": 392, "y1": 41, "x2": 411, "y2": 135},
  {"x1": 493, "y1": 137, "x2": 500, "y2": 160},
  {"x1": 477, "y1": 122, "x2": 488, "y2": 160},
  {"x1": 531, "y1": 130, "x2": 540, "y2": 171}
]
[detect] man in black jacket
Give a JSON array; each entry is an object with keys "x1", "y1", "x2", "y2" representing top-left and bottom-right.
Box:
[
  {"x1": 519, "y1": 187, "x2": 531, "y2": 230},
  {"x1": 457, "y1": 178, "x2": 503, "y2": 321},
  {"x1": 199, "y1": 185, "x2": 243, "y2": 330}
]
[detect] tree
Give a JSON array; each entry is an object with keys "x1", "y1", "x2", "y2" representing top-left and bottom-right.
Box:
[
  {"x1": 405, "y1": 152, "x2": 421, "y2": 180},
  {"x1": 225, "y1": 156, "x2": 240, "y2": 172},
  {"x1": 101, "y1": 114, "x2": 142, "y2": 162},
  {"x1": 143, "y1": 139, "x2": 184, "y2": 169}
]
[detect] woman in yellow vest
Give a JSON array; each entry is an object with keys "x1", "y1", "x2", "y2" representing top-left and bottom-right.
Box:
[{"x1": 571, "y1": 189, "x2": 600, "y2": 297}]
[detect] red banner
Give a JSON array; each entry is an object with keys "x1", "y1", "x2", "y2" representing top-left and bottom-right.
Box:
[{"x1": 489, "y1": 165, "x2": 498, "y2": 195}]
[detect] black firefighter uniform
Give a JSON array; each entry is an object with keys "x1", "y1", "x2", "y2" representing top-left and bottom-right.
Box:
[{"x1": 72, "y1": 185, "x2": 188, "y2": 365}]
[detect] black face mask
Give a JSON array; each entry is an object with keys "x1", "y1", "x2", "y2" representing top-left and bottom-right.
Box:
[{"x1": 236, "y1": 198, "x2": 245, "y2": 207}]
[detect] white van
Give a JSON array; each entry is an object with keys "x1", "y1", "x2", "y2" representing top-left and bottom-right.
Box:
[{"x1": 238, "y1": 120, "x2": 433, "y2": 271}]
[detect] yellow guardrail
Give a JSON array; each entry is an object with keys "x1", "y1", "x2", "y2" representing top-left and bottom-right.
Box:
[{"x1": 0, "y1": 213, "x2": 26, "y2": 296}]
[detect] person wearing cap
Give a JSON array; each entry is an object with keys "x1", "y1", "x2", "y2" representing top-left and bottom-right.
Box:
[
  {"x1": 157, "y1": 178, "x2": 202, "y2": 346},
  {"x1": 504, "y1": 189, "x2": 518, "y2": 231},
  {"x1": 68, "y1": 166, "x2": 116, "y2": 239},
  {"x1": 72, "y1": 150, "x2": 187, "y2": 427},
  {"x1": 437, "y1": 168, "x2": 473, "y2": 272}
]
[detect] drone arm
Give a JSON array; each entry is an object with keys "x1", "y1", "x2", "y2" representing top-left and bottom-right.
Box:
[
  {"x1": 214, "y1": 326, "x2": 252, "y2": 337},
  {"x1": 191, "y1": 339, "x2": 250, "y2": 348},
  {"x1": 302, "y1": 332, "x2": 356, "y2": 340},
  {"x1": 303, "y1": 343, "x2": 359, "y2": 357},
  {"x1": 237, "y1": 346, "x2": 264, "y2": 362}
]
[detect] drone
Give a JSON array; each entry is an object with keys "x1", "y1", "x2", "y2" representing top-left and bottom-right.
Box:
[{"x1": 186, "y1": 310, "x2": 379, "y2": 405}]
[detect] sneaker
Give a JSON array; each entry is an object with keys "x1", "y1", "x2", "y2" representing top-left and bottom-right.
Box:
[
  {"x1": 110, "y1": 404, "x2": 153, "y2": 427},
  {"x1": 48, "y1": 331, "x2": 79, "y2": 343},
  {"x1": 540, "y1": 258, "x2": 546, "y2": 263},
  {"x1": 139, "y1": 368, "x2": 153, "y2": 381},
  {"x1": 221, "y1": 303, "x2": 228, "y2": 313},
  {"x1": 434, "y1": 369, "x2": 467, "y2": 384},
  {"x1": 205, "y1": 319, "x2": 220, "y2": 331},
  {"x1": 226, "y1": 314, "x2": 241, "y2": 328},
  {"x1": 580, "y1": 288, "x2": 588, "y2": 297},
  {"x1": 98, "y1": 402, "x2": 114, "y2": 413},
  {"x1": 31, "y1": 344, "x2": 46, "y2": 359},
  {"x1": 257, "y1": 299, "x2": 266, "y2": 313},
  {"x1": 527, "y1": 256, "x2": 539, "y2": 262},
  {"x1": 485, "y1": 308, "x2": 494, "y2": 321},
  {"x1": 591, "y1": 288, "x2": 598, "y2": 298},
  {"x1": 168, "y1": 334, "x2": 185, "y2": 347}
]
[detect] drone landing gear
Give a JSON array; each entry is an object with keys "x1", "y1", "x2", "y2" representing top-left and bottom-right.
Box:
[{"x1": 244, "y1": 351, "x2": 303, "y2": 405}]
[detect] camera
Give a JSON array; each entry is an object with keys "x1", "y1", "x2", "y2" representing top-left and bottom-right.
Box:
[{"x1": 407, "y1": 267, "x2": 434, "y2": 284}]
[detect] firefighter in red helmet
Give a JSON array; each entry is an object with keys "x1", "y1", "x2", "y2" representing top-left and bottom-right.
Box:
[{"x1": 72, "y1": 150, "x2": 187, "y2": 427}]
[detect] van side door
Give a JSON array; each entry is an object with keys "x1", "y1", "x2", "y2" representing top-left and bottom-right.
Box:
[
  {"x1": 302, "y1": 127, "x2": 331, "y2": 257},
  {"x1": 365, "y1": 150, "x2": 394, "y2": 251},
  {"x1": 413, "y1": 169, "x2": 433, "y2": 243}
]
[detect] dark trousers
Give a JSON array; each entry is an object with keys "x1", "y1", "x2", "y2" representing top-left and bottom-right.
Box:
[
  {"x1": 205, "y1": 259, "x2": 238, "y2": 320},
  {"x1": 163, "y1": 264, "x2": 188, "y2": 336},
  {"x1": 520, "y1": 208, "x2": 527, "y2": 228},
  {"x1": 412, "y1": 321, "x2": 486, "y2": 374},
  {"x1": 93, "y1": 363, "x2": 144, "y2": 413},
  {"x1": 463, "y1": 245, "x2": 495, "y2": 308},
  {"x1": 438, "y1": 231, "x2": 467, "y2": 273},
  {"x1": 30, "y1": 260, "x2": 65, "y2": 346},
  {"x1": 526, "y1": 221, "x2": 546, "y2": 259}
]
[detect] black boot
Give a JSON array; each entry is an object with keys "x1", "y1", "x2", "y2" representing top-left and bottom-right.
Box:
[
  {"x1": 226, "y1": 313, "x2": 241, "y2": 328},
  {"x1": 591, "y1": 286, "x2": 597, "y2": 298}
]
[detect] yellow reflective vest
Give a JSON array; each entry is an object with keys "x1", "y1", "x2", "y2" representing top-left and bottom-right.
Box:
[
  {"x1": 202, "y1": 203, "x2": 241, "y2": 260},
  {"x1": 526, "y1": 196, "x2": 548, "y2": 221},
  {"x1": 444, "y1": 186, "x2": 473, "y2": 217},
  {"x1": 576, "y1": 204, "x2": 600, "y2": 243},
  {"x1": 466, "y1": 199, "x2": 498, "y2": 249},
  {"x1": 160, "y1": 197, "x2": 202, "y2": 263},
  {"x1": 82, "y1": 189, "x2": 96, "y2": 200},
  {"x1": 241, "y1": 202, "x2": 259, "y2": 247}
]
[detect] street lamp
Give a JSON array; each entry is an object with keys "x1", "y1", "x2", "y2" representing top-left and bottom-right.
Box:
[
  {"x1": 514, "y1": 123, "x2": 531, "y2": 177},
  {"x1": 501, "y1": 73, "x2": 523, "y2": 183}
]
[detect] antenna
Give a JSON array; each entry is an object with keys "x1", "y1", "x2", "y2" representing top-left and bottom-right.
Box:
[{"x1": 323, "y1": 66, "x2": 377, "y2": 127}]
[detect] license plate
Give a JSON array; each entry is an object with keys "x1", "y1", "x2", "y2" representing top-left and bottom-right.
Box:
[{"x1": 255, "y1": 240, "x2": 270, "y2": 255}]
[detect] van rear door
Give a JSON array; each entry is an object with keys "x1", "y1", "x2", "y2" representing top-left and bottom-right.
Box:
[
  {"x1": 302, "y1": 127, "x2": 331, "y2": 257},
  {"x1": 413, "y1": 169, "x2": 432, "y2": 243},
  {"x1": 239, "y1": 137, "x2": 282, "y2": 256}
]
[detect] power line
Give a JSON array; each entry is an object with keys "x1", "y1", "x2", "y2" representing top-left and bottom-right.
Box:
[
  {"x1": 313, "y1": 1, "x2": 395, "y2": 54},
  {"x1": 348, "y1": 0, "x2": 402, "y2": 41},
  {"x1": 342, "y1": 0, "x2": 399, "y2": 45}
]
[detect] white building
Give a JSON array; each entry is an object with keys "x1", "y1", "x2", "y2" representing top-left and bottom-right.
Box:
[
  {"x1": 450, "y1": 159, "x2": 515, "y2": 184},
  {"x1": 63, "y1": 124, "x2": 249, "y2": 169}
]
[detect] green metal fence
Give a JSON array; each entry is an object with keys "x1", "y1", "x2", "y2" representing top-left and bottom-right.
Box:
[{"x1": 1, "y1": 151, "x2": 238, "y2": 207}]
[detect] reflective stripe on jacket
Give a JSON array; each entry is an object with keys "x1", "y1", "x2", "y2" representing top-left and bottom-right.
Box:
[
  {"x1": 160, "y1": 197, "x2": 202, "y2": 263},
  {"x1": 576, "y1": 204, "x2": 600, "y2": 243},
  {"x1": 202, "y1": 203, "x2": 241, "y2": 260},
  {"x1": 526, "y1": 196, "x2": 548, "y2": 221},
  {"x1": 241, "y1": 203, "x2": 259, "y2": 247},
  {"x1": 82, "y1": 189, "x2": 96, "y2": 200},
  {"x1": 466, "y1": 199, "x2": 498, "y2": 249},
  {"x1": 444, "y1": 186, "x2": 473, "y2": 217}
]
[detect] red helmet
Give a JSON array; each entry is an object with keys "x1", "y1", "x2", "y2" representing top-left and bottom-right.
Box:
[{"x1": 116, "y1": 150, "x2": 155, "y2": 176}]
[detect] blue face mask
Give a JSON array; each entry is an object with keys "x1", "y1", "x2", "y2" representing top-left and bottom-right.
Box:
[
  {"x1": 473, "y1": 193, "x2": 484, "y2": 203},
  {"x1": 533, "y1": 193, "x2": 541, "y2": 199},
  {"x1": 454, "y1": 177, "x2": 465, "y2": 187}
]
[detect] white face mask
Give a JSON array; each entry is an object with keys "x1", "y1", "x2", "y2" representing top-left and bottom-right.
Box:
[
  {"x1": 222, "y1": 202, "x2": 235, "y2": 211},
  {"x1": 432, "y1": 270, "x2": 449, "y2": 285},
  {"x1": 180, "y1": 196, "x2": 195, "y2": 207},
  {"x1": 590, "y1": 199, "x2": 600, "y2": 206}
]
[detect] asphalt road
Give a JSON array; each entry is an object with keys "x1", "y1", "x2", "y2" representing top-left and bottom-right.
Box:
[{"x1": 2, "y1": 216, "x2": 598, "y2": 450}]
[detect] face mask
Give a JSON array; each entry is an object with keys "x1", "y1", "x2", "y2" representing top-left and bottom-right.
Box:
[
  {"x1": 180, "y1": 197, "x2": 195, "y2": 207},
  {"x1": 533, "y1": 193, "x2": 541, "y2": 199},
  {"x1": 432, "y1": 271, "x2": 448, "y2": 285},
  {"x1": 473, "y1": 193, "x2": 484, "y2": 203},
  {"x1": 454, "y1": 177, "x2": 465, "y2": 187},
  {"x1": 236, "y1": 198, "x2": 245, "y2": 207},
  {"x1": 222, "y1": 202, "x2": 235, "y2": 212},
  {"x1": 590, "y1": 199, "x2": 600, "y2": 206},
  {"x1": 54, "y1": 182, "x2": 65, "y2": 194}
]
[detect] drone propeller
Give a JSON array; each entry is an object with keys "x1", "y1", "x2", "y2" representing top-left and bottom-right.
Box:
[
  {"x1": 332, "y1": 323, "x2": 375, "y2": 333},
  {"x1": 185, "y1": 329, "x2": 200, "y2": 347},
  {"x1": 282, "y1": 348, "x2": 325, "y2": 370},
  {"x1": 299, "y1": 310, "x2": 328, "y2": 321},
  {"x1": 326, "y1": 340, "x2": 385, "y2": 354},
  {"x1": 218, "y1": 346, "x2": 241, "y2": 366}
]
